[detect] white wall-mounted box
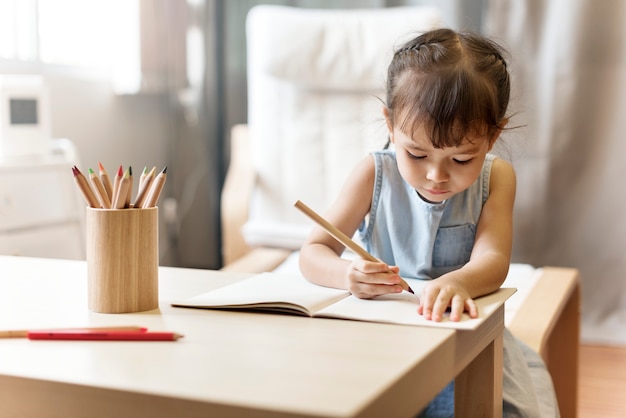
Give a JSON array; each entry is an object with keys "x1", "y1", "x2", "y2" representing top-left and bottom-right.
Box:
[{"x1": 0, "y1": 75, "x2": 51, "y2": 159}]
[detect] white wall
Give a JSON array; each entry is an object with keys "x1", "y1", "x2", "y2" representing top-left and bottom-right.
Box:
[
  {"x1": 44, "y1": 72, "x2": 176, "y2": 262},
  {"x1": 45, "y1": 74, "x2": 171, "y2": 175}
]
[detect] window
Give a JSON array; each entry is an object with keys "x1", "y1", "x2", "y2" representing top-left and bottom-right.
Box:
[{"x1": 0, "y1": 0, "x2": 140, "y2": 92}]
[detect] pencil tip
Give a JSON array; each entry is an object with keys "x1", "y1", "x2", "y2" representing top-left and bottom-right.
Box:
[
  {"x1": 88, "y1": 168, "x2": 94, "y2": 174},
  {"x1": 129, "y1": 166, "x2": 133, "y2": 175},
  {"x1": 98, "y1": 161, "x2": 104, "y2": 171},
  {"x1": 162, "y1": 166, "x2": 167, "y2": 174}
]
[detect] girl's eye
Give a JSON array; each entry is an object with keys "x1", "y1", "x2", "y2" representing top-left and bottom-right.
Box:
[
  {"x1": 407, "y1": 151, "x2": 426, "y2": 160},
  {"x1": 454, "y1": 158, "x2": 473, "y2": 165}
]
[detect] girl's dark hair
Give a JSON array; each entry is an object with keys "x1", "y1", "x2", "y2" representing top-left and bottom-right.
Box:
[{"x1": 385, "y1": 28, "x2": 511, "y2": 148}]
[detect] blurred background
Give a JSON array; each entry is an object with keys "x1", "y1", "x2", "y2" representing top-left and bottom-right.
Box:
[{"x1": 0, "y1": 0, "x2": 624, "y2": 345}]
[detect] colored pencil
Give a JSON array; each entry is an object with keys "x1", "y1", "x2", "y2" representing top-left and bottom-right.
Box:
[
  {"x1": 112, "y1": 168, "x2": 131, "y2": 209},
  {"x1": 111, "y1": 165, "x2": 123, "y2": 204},
  {"x1": 142, "y1": 166, "x2": 167, "y2": 208},
  {"x1": 27, "y1": 330, "x2": 183, "y2": 341},
  {"x1": 88, "y1": 168, "x2": 112, "y2": 209},
  {"x1": 133, "y1": 166, "x2": 156, "y2": 208},
  {"x1": 0, "y1": 326, "x2": 147, "y2": 339},
  {"x1": 72, "y1": 166, "x2": 100, "y2": 208},
  {"x1": 294, "y1": 199, "x2": 415, "y2": 294},
  {"x1": 97, "y1": 161, "x2": 113, "y2": 200},
  {"x1": 125, "y1": 166, "x2": 133, "y2": 208}
]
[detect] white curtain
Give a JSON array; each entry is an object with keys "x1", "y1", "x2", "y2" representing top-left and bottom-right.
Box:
[{"x1": 485, "y1": 0, "x2": 626, "y2": 344}]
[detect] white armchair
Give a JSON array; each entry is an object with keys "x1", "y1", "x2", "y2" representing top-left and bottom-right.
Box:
[{"x1": 222, "y1": 4, "x2": 442, "y2": 270}]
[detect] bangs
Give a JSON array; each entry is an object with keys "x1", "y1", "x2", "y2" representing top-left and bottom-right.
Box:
[{"x1": 391, "y1": 68, "x2": 501, "y2": 148}]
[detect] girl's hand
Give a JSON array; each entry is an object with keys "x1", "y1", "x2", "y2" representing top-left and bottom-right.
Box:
[
  {"x1": 417, "y1": 280, "x2": 478, "y2": 322},
  {"x1": 346, "y1": 259, "x2": 403, "y2": 299}
]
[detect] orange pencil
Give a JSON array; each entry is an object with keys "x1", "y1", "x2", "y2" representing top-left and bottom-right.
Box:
[
  {"x1": 88, "y1": 168, "x2": 112, "y2": 209},
  {"x1": 133, "y1": 166, "x2": 156, "y2": 208},
  {"x1": 112, "y1": 168, "x2": 131, "y2": 209},
  {"x1": 142, "y1": 166, "x2": 167, "y2": 208},
  {"x1": 97, "y1": 162, "x2": 113, "y2": 200},
  {"x1": 72, "y1": 166, "x2": 100, "y2": 208}
]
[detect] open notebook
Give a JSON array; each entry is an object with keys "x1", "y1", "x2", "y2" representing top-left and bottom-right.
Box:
[{"x1": 172, "y1": 273, "x2": 515, "y2": 330}]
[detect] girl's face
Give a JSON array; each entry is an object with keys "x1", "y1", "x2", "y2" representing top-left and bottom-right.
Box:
[{"x1": 389, "y1": 123, "x2": 494, "y2": 203}]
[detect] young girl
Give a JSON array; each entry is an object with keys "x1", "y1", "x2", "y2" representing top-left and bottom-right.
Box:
[{"x1": 299, "y1": 28, "x2": 551, "y2": 416}]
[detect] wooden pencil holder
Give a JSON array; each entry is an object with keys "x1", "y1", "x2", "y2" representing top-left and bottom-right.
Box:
[{"x1": 86, "y1": 207, "x2": 159, "y2": 313}]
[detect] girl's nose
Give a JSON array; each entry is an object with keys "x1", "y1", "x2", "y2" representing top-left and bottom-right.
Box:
[{"x1": 426, "y1": 164, "x2": 449, "y2": 183}]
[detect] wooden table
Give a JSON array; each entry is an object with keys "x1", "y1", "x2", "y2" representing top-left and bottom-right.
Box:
[{"x1": 0, "y1": 256, "x2": 504, "y2": 417}]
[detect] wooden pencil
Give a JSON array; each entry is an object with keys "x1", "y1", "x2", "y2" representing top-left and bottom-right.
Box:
[
  {"x1": 72, "y1": 166, "x2": 100, "y2": 208},
  {"x1": 294, "y1": 199, "x2": 414, "y2": 294},
  {"x1": 142, "y1": 166, "x2": 167, "y2": 208},
  {"x1": 97, "y1": 161, "x2": 113, "y2": 200},
  {"x1": 124, "y1": 166, "x2": 133, "y2": 208},
  {"x1": 112, "y1": 168, "x2": 131, "y2": 209},
  {"x1": 0, "y1": 325, "x2": 147, "y2": 339},
  {"x1": 88, "y1": 168, "x2": 112, "y2": 209},
  {"x1": 111, "y1": 165, "x2": 123, "y2": 203},
  {"x1": 133, "y1": 166, "x2": 156, "y2": 208}
]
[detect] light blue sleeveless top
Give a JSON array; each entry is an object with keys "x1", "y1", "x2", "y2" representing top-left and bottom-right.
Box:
[{"x1": 358, "y1": 151, "x2": 495, "y2": 280}]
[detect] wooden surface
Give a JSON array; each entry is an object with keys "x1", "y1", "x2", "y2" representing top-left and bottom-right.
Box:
[
  {"x1": 579, "y1": 344, "x2": 626, "y2": 418},
  {"x1": 0, "y1": 255, "x2": 506, "y2": 418},
  {"x1": 221, "y1": 124, "x2": 255, "y2": 266},
  {"x1": 507, "y1": 266, "x2": 580, "y2": 418}
]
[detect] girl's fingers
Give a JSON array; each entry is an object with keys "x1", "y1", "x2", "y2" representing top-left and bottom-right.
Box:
[
  {"x1": 448, "y1": 295, "x2": 466, "y2": 321},
  {"x1": 348, "y1": 261, "x2": 403, "y2": 298},
  {"x1": 417, "y1": 286, "x2": 476, "y2": 322},
  {"x1": 465, "y1": 299, "x2": 478, "y2": 318}
]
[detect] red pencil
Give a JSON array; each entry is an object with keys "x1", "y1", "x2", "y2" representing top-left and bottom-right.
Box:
[
  {"x1": 111, "y1": 165, "x2": 123, "y2": 203},
  {"x1": 112, "y1": 168, "x2": 131, "y2": 209},
  {"x1": 27, "y1": 330, "x2": 183, "y2": 341}
]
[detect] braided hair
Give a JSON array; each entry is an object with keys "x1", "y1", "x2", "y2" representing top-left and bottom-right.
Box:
[{"x1": 385, "y1": 28, "x2": 511, "y2": 149}]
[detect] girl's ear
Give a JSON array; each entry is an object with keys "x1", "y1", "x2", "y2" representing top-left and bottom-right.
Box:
[
  {"x1": 488, "y1": 118, "x2": 509, "y2": 150},
  {"x1": 382, "y1": 106, "x2": 395, "y2": 143},
  {"x1": 487, "y1": 128, "x2": 502, "y2": 150}
]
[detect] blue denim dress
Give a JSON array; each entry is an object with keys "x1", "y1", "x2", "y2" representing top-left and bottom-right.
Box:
[
  {"x1": 358, "y1": 150, "x2": 493, "y2": 280},
  {"x1": 358, "y1": 151, "x2": 551, "y2": 417}
]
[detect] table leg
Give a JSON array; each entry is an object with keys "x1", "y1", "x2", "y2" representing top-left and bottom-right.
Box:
[{"x1": 454, "y1": 331, "x2": 504, "y2": 418}]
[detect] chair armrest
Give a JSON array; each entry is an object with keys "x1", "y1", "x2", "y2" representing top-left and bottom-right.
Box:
[
  {"x1": 508, "y1": 266, "x2": 580, "y2": 418},
  {"x1": 221, "y1": 124, "x2": 255, "y2": 266},
  {"x1": 220, "y1": 247, "x2": 293, "y2": 274}
]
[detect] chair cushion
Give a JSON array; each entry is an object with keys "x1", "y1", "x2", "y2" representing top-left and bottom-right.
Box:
[{"x1": 244, "y1": 5, "x2": 442, "y2": 249}]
